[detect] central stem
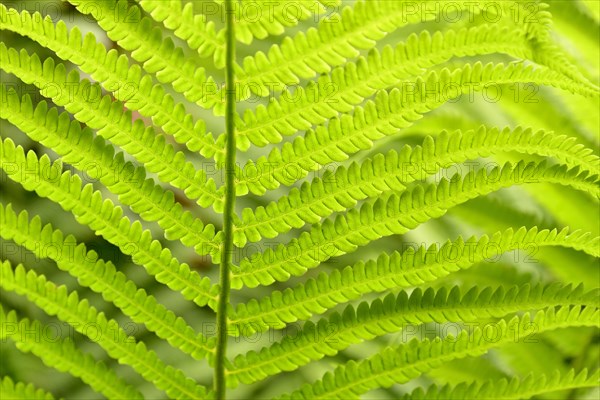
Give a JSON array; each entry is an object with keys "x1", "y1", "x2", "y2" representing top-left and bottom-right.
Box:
[{"x1": 214, "y1": 0, "x2": 236, "y2": 398}]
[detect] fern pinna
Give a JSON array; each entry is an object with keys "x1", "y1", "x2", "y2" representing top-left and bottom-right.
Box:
[{"x1": 0, "y1": 0, "x2": 598, "y2": 399}]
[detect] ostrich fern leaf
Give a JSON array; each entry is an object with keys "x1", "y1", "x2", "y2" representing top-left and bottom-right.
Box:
[{"x1": 1, "y1": 1, "x2": 598, "y2": 399}]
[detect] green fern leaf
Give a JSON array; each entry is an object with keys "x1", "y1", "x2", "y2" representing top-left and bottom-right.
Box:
[
  {"x1": 0, "y1": 203, "x2": 216, "y2": 359},
  {"x1": 133, "y1": 0, "x2": 226, "y2": 67},
  {"x1": 0, "y1": 44, "x2": 224, "y2": 206},
  {"x1": 229, "y1": 283, "x2": 598, "y2": 386},
  {"x1": 0, "y1": 261, "x2": 209, "y2": 399},
  {"x1": 228, "y1": 20, "x2": 587, "y2": 151},
  {"x1": 236, "y1": 62, "x2": 599, "y2": 194},
  {"x1": 0, "y1": 376, "x2": 57, "y2": 400},
  {"x1": 228, "y1": 0, "x2": 341, "y2": 44},
  {"x1": 230, "y1": 0, "x2": 551, "y2": 100},
  {"x1": 64, "y1": 0, "x2": 220, "y2": 111},
  {"x1": 0, "y1": 138, "x2": 218, "y2": 307},
  {"x1": 235, "y1": 126, "x2": 599, "y2": 245},
  {"x1": 232, "y1": 162, "x2": 599, "y2": 288},
  {"x1": 0, "y1": 5, "x2": 223, "y2": 159},
  {"x1": 230, "y1": 226, "x2": 598, "y2": 331},
  {"x1": 1, "y1": 0, "x2": 598, "y2": 397},
  {"x1": 0, "y1": 87, "x2": 220, "y2": 256},
  {"x1": 278, "y1": 307, "x2": 600, "y2": 399},
  {"x1": 0, "y1": 306, "x2": 142, "y2": 399}
]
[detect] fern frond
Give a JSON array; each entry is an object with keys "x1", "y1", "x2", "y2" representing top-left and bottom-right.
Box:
[
  {"x1": 133, "y1": 0, "x2": 226, "y2": 67},
  {"x1": 497, "y1": 91, "x2": 599, "y2": 155},
  {"x1": 0, "y1": 306, "x2": 143, "y2": 400},
  {"x1": 0, "y1": 6, "x2": 223, "y2": 159},
  {"x1": 230, "y1": 0, "x2": 395, "y2": 99},
  {"x1": 0, "y1": 261, "x2": 210, "y2": 400},
  {"x1": 228, "y1": 284, "x2": 598, "y2": 386},
  {"x1": 0, "y1": 376, "x2": 56, "y2": 400},
  {"x1": 426, "y1": 91, "x2": 599, "y2": 241},
  {"x1": 229, "y1": 21, "x2": 579, "y2": 151},
  {"x1": 0, "y1": 45, "x2": 224, "y2": 210},
  {"x1": 277, "y1": 307, "x2": 600, "y2": 399},
  {"x1": 0, "y1": 203, "x2": 215, "y2": 360},
  {"x1": 235, "y1": 126, "x2": 599, "y2": 245},
  {"x1": 0, "y1": 138, "x2": 218, "y2": 308},
  {"x1": 229, "y1": 0, "x2": 550, "y2": 101},
  {"x1": 230, "y1": 0, "x2": 342, "y2": 44},
  {"x1": 64, "y1": 0, "x2": 220, "y2": 110},
  {"x1": 136, "y1": 0, "x2": 342, "y2": 67},
  {"x1": 236, "y1": 62, "x2": 600, "y2": 194},
  {"x1": 1, "y1": 0, "x2": 598, "y2": 396},
  {"x1": 230, "y1": 226, "x2": 598, "y2": 331},
  {"x1": 403, "y1": 369, "x2": 600, "y2": 399},
  {"x1": 232, "y1": 162, "x2": 599, "y2": 289},
  {"x1": 0, "y1": 87, "x2": 221, "y2": 257}
]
